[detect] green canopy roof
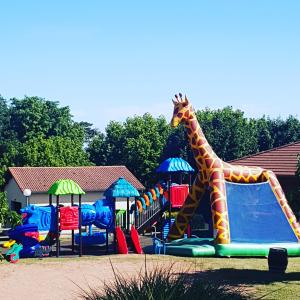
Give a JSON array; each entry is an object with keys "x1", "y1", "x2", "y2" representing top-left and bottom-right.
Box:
[
  {"x1": 48, "y1": 179, "x2": 85, "y2": 195},
  {"x1": 104, "y1": 177, "x2": 140, "y2": 198}
]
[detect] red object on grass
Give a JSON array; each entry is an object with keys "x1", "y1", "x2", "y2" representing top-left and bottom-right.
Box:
[
  {"x1": 116, "y1": 226, "x2": 128, "y2": 254},
  {"x1": 60, "y1": 206, "x2": 79, "y2": 230},
  {"x1": 9, "y1": 254, "x2": 18, "y2": 264},
  {"x1": 130, "y1": 225, "x2": 143, "y2": 254}
]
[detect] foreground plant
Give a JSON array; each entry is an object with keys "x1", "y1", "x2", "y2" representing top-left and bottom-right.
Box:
[{"x1": 78, "y1": 258, "x2": 249, "y2": 300}]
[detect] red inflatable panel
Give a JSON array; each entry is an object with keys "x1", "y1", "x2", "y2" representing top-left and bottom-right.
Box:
[
  {"x1": 170, "y1": 185, "x2": 189, "y2": 208},
  {"x1": 60, "y1": 206, "x2": 79, "y2": 230},
  {"x1": 116, "y1": 226, "x2": 128, "y2": 254},
  {"x1": 130, "y1": 225, "x2": 143, "y2": 254}
]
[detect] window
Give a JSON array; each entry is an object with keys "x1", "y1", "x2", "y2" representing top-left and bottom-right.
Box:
[{"x1": 11, "y1": 201, "x2": 22, "y2": 214}]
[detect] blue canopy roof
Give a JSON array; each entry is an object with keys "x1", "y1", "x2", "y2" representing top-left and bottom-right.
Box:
[
  {"x1": 156, "y1": 157, "x2": 194, "y2": 173},
  {"x1": 104, "y1": 177, "x2": 140, "y2": 198}
]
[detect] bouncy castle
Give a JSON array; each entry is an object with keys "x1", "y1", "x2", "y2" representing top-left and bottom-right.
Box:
[{"x1": 166, "y1": 94, "x2": 300, "y2": 257}]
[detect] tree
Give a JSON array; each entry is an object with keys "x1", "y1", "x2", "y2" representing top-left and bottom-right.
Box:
[
  {"x1": 270, "y1": 116, "x2": 300, "y2": 148},
  {"x1": 86, "y1": 132, "x2": 107, "y2": 165},
  {"x1": 78, "y1": 121, "x2": 99, "y2": 144},
  {"x1": 0, "y1": 96, "x2": 92, "y2": 188},
  {"x1": 254, "y1": 117, "x2": 274, "y2": 152},
  {"x1": 0, "y1": 192, "x2": 21, "y2": 227},
  {"x1": 8, "y1": 96, "x2": 78, "y2": 141},
  {"x1": 87, "y1": 114, "x2": 170, "y2": 186},
  {"x1": 0, "y1": 95, "x2": 9, "y2": 139},
  {"x1": 122, "y1": 114, "x2": 170, "y2": 185},
  {"x1": 198, "y1": 107, "x2": 259, "y2": 161},
  {"x1": 19, "y1": 136, "x2": 91, "y2": 167}
]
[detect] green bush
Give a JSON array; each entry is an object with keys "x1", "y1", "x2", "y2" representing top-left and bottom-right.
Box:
[
  {"x1": 0, "y1": 192, "x2": 21, "y2": 228},
  {"x1": 78, "y1": 260, "x2": 249, "y2": 300}
]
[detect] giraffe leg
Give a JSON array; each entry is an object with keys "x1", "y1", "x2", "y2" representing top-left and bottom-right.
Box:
[
  {"x1": 209, "y1": 170, "x2": 230, "y2": 244},
  {"x1": 168, "y1": 175, "x2": 206, "y2": 241},
  {"x1": 262, "y1": 170, "x2": 300, "y2": 240}
]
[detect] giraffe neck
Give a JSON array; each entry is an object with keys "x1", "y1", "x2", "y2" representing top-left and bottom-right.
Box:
[{"x1": 184, "y1": 113, "x2": 221, "y2": 171}]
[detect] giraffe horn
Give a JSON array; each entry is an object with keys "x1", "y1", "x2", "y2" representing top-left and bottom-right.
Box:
[
  {"x1": 185, "y1": 95, "x2": 189, "y2": 104},
  {"x1": 179, "y1": 93, "x2": 183, "y2": 100}
]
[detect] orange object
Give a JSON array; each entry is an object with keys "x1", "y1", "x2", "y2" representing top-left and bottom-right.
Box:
[
  {"x1": 136, "y1": 200, "x2": 143, "y2": 212},
  {"x1": 143, "y1": 194, "x2": 150, "y2": 206},
  {"x1": 156, "y1": 183, "x2": 164, "y2": 195},
  {"x1": 150, "y1": 189, "x2": 157, "y2": 200}
]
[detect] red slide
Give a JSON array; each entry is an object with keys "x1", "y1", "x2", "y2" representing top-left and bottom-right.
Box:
[
  {"x1": 116, "y1": 226, "x2": 128, "y2": 254},
  {"x1": 130, "y1": 225, "x2": 143, "y2": 254}
]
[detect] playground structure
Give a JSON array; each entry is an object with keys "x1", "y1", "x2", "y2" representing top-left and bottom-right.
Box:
[
  {"x1": 165, "y1": 94, "x2": 300, "y2": 257},
  {"x1": 2, "y1": 164, "x2": 193, "y2": 262},
  {"x1": 3, "y1": 177, "x2": 146, "y2": 262},
  {"x1": 130, "y1": 157, "x2": 195, "y2": 242}
]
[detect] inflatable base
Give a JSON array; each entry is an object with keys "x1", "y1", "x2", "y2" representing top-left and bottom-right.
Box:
[
  {"x1": 165, "y1": 238, "x2": 215, "y2": 257},
  {"x1": 165, "y1": 238, "x2": 300, "y2": 257},
  {"x1": 216, "y1": 243, "x2": 300, "y2": 257}
]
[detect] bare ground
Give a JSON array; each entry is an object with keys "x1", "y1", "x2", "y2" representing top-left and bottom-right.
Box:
[{"x1": 0, "y1": 254, "x2": 183, "y2": 300}]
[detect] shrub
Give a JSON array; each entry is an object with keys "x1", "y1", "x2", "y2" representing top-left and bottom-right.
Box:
[
  {"x1": 0, "y1": 192, "x2": 21, "y2": 228},
  {"x1": 78, "y1": 259, "x2": 249, "y2": 300}
]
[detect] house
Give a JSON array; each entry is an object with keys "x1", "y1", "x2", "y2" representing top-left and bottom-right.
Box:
[
  {"x1": 229, "y1": 141, "x2": 300, "y2": 201},
  {"x1": 5, "y1": 166, "x2": 144, "y2": 212}
]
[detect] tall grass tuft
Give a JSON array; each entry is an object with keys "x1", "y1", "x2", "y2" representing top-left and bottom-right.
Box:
[{"x1": 78, "y1": 258, "x2": 249, "y2": 300}]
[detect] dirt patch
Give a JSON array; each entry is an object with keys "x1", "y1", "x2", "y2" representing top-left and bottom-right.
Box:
[{"x1": 0, "y1": 255, "x2": 183, "y2": 300}]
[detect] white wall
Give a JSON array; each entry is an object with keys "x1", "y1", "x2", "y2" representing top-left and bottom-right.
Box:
[
  {"x1": 29, "y1": 192, "x2": 105, "y2": 205},
  {"x1": 5, "y1": 179, "x2": 137, "y2": 211},
  {"x1": 4, "y1": 179, "x2": 26, "y2": 208}
]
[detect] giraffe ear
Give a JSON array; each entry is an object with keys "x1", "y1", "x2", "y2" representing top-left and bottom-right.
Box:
[
  {"x1": 184, "y1": 95, "x2": 189, "y2": 104},
  {"x1": 172, "y1": 99, "x2": 177, "y2": 105}
]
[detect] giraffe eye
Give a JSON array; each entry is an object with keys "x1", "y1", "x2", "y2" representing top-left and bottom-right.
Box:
[{"x1": 174, "y1": 107, "x2": 179, "y2": 114}]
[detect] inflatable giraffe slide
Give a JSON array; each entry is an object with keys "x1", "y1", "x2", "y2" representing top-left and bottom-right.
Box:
[{"x1": 167, "y1": 94, "x2": 300, "y2": 257}]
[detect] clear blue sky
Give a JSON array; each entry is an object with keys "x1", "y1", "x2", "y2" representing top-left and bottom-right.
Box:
[{"x1": 1, "y1": 1, "x2": 299, "y2": 131}]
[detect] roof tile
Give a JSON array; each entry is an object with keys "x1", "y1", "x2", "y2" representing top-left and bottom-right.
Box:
[
  {"x1": 230, "y1": 141, "x2": 300, "y2": 176},
  {"x1": 8, "y1": 166, "x2": 144, "y2": 193}
]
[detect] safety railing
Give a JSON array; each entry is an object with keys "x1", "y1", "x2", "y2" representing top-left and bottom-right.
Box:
[{"x1": 136, "y1": 199, "x2": 162, "y2": 233}]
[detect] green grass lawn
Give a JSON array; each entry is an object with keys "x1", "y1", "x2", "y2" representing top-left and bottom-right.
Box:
[{"x1": 174, "y1": 256, "x2": 300, "y2": 299}]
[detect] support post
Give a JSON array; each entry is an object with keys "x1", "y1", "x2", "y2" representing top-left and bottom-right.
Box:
[
  {"x1": 113, "y1": 198, "x2": 117, "y2": 254},
  {"x1": 71, "y1": 194, "x2": 75, "y2": 253},
  {"x1": 105, "y1": 228, "x2": 109, "y2": 254},
  {"x1": 126, "y1": 197, "x2": 130, "y2": 233},
  {"x1": 168, "y1": 174, "x2": 172, "y2": 219},
  {"x1": 49, "y1": 194, "x2": 52, "y2": 206},
  {"x1": 134, "y1": 197, "x2": 138, "y2": 228},
  {"x1": 79, "y1": 194, "x2": 82, "y2": 257},
  {"x1": 56, "y1": 195, "x2": 60, "y2": 258}
]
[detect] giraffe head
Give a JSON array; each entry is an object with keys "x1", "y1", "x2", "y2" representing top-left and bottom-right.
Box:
[{"x1": 171, "y1": 93, "x2": 193, "y2": 127}]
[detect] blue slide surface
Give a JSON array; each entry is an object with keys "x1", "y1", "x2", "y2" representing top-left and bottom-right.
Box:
[{"x1": 226, "y1": 181, "x2": 298, "y2": 243}]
